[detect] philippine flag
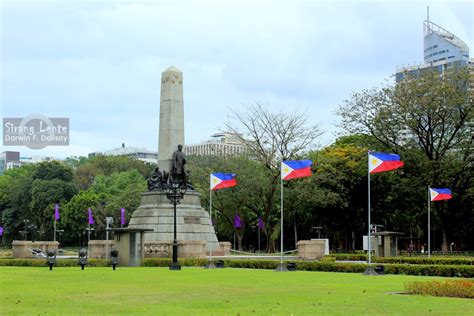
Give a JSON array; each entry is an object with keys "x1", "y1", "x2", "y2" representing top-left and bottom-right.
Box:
[
  {"x1": 430, "y1": 188, "x2": 452, "y2": 201},
  {"x1": 281, "y1": 160, "x2": 312, "y2": 180},
  {"x1": 368, "y1": 152, "x2": 404, "y2": 174},
  {"x1": 210, "y1": 173, "x2": 237, "y2": 191}
]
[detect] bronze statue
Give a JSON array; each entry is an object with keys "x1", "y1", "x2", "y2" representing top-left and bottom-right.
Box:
[
  {"x1": 147, "y1": 167, "x2": 165, "y2": 191},
  {"x1": 170, "y1": 144, "x2": 187, "y2": 185}
]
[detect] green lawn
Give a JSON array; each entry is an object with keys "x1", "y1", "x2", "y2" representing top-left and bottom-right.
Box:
[{"x1": 1, "y1": 267, "x2": 472, "y2": 315}]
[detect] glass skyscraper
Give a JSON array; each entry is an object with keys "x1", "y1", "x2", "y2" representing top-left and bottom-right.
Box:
[{"x1": 396, "y1": 19, "x2": 471, "y2": 82}]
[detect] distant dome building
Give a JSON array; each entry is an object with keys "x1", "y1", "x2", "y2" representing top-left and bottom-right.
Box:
[{"x1": 184, "y1": 132, "x2": 247, "y2": 157}]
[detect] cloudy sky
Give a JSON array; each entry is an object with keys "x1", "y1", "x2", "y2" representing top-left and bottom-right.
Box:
[{"x1": 1, "y1": 0, "x2": 473, "y2": 158}]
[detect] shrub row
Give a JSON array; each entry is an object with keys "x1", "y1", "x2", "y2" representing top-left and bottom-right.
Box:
[
  {"x1": 332, "y1": 254, "x2": 473, "y2": 265},
  {"x1": 405, "y1": 279, "x2": 474, "y2": 299},
  {"x1": 2, "y1": 258, "x2": 472, "y2": 277},
  {"x1": 141, "y1": 258, "x2": 473, "y2": 277},
  {"x1": 142, "y1": 258, "x2": 207, "y2": 267},
  {"x1": 332, "y1": 254, "x2": 367, "y2": 261},
  {"x1": 0, "y1": 258, "x2": 109, "y2": 267}
]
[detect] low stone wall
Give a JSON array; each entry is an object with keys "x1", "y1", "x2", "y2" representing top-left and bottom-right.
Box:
[
  {"x1": 219, "y1": 242, "x2": 231, "y2": 256},
  {"x1": 12, "y1": 240, "x2": 59, "y2": 258},
  {"x1": 88, "y1": 240, "x2": 115, "y2": 259},
  {"x1": 297, "y1": 240, "x2": 326, "y2": 260},
  {"x1": 144, "y1": 240, "x2": 206, "y2": 259}
]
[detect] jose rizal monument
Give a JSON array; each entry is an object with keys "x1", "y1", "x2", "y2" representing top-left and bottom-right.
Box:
[{"x1": 128, "y1": 66, "x2": 222, "y2": 258}]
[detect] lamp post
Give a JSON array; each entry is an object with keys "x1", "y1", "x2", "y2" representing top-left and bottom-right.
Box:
[
  {"x1": 105, "y1": 217, "x2": 114, "y2": 260},
  {"x1": 164, "y1": 180, "x2": 187, "y2": 271}
]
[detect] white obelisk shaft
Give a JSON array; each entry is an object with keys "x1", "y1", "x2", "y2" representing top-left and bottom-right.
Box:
[{"x1": 158, "y1": 66, "x2": 185, "y2": 172}]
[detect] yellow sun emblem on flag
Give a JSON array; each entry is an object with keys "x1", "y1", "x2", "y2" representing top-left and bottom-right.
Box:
[
  {"x1": 431, "y1": 192, "x2": 436, "y2": 198},
  {"x1": 370, "y1": 158, "x2": 378, "y2": 166},
  {"x1": 212, "y1": 179, "x2": 218, "y2": 184},
  {"x1": 283, "y1": 167, "x2": 289, "y2": 173}
]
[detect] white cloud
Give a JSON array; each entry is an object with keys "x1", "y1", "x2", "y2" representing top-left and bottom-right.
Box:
[{"x1": 1, "y1": 0, "x2": 472, "y2": 157}]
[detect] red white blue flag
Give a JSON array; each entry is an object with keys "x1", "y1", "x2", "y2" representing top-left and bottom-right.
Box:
[
  {"x1": 430, "y1": 188, "x2": 452, "y2": 201},
  {"x1": 281, "y1": 160, "x2": 312, "y2": 180},
  {"x1": 368, "y1": 152, "x2": 404, "y2": 174},
  {"x1": 210, "y1": 173, "x2": 237, "y2": 191}
]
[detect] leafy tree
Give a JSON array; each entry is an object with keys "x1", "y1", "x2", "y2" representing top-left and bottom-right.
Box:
[
  {"x1": 0, "y1": 165, "x2": 36, "y2": 243},
  {"x1": 337, "y1": 68, "x2": 473, "y2": 251},
  {"x1": 74, "y1": 155, "x2": 153, "y2": 190},
  {"x1": 223, "y1": 103, "x2": 322, "y2": 252}
]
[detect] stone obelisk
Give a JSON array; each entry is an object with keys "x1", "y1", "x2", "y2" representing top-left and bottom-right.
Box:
[
  {"x1": 128, "y1": 66, "x2": 222, "y2": 258},
  {"x1": 158, "y1": 66, "x2": 184, "y2": 172}
]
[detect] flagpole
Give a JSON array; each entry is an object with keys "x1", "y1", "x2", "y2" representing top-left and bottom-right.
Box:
[
  {"x1": 428, "y1": 186, "x2": 431, "y2": 258},
  {"x1": 276, "y1": 174, "x2": 286, "y2": 271},
  {"x1": 209, "y1": 187, "x2": 213, "y2": 262},
  {"x1": 367, "y1": 152, "x2": 372, "y2": 267},
  {"x1": 205, "y1": 178, "x2": 215, "y2": 269}
]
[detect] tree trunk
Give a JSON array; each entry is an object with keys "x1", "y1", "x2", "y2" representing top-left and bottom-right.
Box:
[
  {"x1": 351, "y1": 231, "x2": 356, "y2": 251},
  {"x1": 441, "y1": 228, "x2": 448, "y2": 253},
  {"x1": 237, "y1": 233, "x2": 243, "y2": 251},
  {"x1": 294, "y1": 219, "x2": 298, "y2": 249}
]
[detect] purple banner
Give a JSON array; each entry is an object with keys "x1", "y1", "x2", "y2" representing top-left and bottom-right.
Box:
[
  {"x1": 234, "y1": 214, "x2": 242, "y2": 228},
  {"x1": 54, "y1": 204, "x2": 60, "y2": 221},
  {"x1": 88, "y1": 208, "x2": 94, "y2": 225},
  {"x1": 121, "y1": 208, "x2": 126, "y2": 226}
]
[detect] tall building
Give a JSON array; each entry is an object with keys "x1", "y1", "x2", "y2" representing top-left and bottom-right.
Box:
[
  {"x1": 0, "y1": 151, "x2": 21, "y2": 174},
  {"x1": 184, "y1": 132, "x2": 247, "y2": 157},
  {"x1": 395, "y1": 16, "x2": 473, "y2": 146},
  {"x1": 396, "y1": 19, "x2": 471, "y2": 82}
]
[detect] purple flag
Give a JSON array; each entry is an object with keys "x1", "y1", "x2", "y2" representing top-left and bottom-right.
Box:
[
  {"x1": 121, "y1": 208, "x2": 126, "y2": 226},
  {"x1": 88, "y1": 208, "x2": 94, "y2": 225},
  {"x1": 54, "y1": 204, "x2": 60, "y2": 221},
  {"x1": 0, "y1": 226, "x2": 3, "y2": 236},
  {"x1": 258, "y1": 217, "x2": 265, "y2": 230},
  {"x1": 234, "y1": 214, "x2": 242, "y2": 229}
]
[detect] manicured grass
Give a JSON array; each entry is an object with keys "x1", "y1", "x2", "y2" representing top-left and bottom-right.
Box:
[{"x1": 1, "y1": 267, "x2": 473, "y2": 315}]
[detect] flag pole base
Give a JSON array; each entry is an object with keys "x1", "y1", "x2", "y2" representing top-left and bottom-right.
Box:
[
  {"x1": 204, "y1": 259, "x2": 216, "y2": 269},
  {"x1": 275, "y1": 262, "x2": 288, "y2": 272},
  {"x1": 169, "y1": 262, "x2": 181, "y2": 271},
  {"x1": 363, "y1": 266, "x2": 379, "y2": 276}
]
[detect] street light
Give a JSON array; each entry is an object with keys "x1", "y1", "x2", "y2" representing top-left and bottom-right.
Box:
[
  {"x1": 312, "y1": 226, "x2": 323, "y2": 239},
  {"x1": 164, "y1": 180, "x2": 187, "y2": 271},
  {"x1": 78, "y1": 248, "x2": 88, "y2": 270},
  {"x1": 105, "y1": 217, "x2": 114, "y2": 260},
  {"x1": 46, "y1": 251, "x2": 56, "y2": 270}
]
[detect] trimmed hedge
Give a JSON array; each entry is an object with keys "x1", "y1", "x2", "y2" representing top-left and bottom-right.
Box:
[
  {"x1": 375, "y1": 257, "x2": 473, "y2": 265},
  {"x1": 0, "y1": 258, "x2": 109, "y2": 267},
  {"x1": 140, "y1": 258, "x2": 474, "y2": 277},
  {"x1": 1, "y1": 258, "x2": 472, "y2": 277},
  {"x1": 142, "y1": 258, "x2": 207, "y2": 267},
  {"x1": 333, "y1": 254, "x2": 473, "y2": 265},
  {"x1": 333, "y1": 254, "x2": 367, "y2": 261},
  {"x1": 405, "y1": 279, "x2": 474, "y2": 299}
]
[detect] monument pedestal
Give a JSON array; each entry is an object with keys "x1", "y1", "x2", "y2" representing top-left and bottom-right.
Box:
[{"x1": 129, "y1": 190, "x2": 220, "y2": 258}]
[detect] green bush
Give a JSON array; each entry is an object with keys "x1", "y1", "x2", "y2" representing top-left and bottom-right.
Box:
[
  {"x1": 332, "y1": 254, "x2": 473, "y2": 266},
  {"x1": 376, "y1": 257, "x2": 473, "y2": 265},
  {"x1": 405, "y1": 279, "x2": 474, "y2": 299},
  {"x1": 142, "y1": 258, "x2": 208, "y2": 267},
  {"x1": 0, "y1": 258, "x2": 109, "y2": 267},
  {"x1": 1, "y1": 257, "x2": 472, "y2": 277},
  {"x1": 333, "y1": 254, "x2": 367, "y2": 261}
]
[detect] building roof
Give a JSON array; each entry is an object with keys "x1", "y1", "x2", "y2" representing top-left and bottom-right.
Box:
[{"x1": 424, "y1": 20, "x2": 469, "y2": 53}]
